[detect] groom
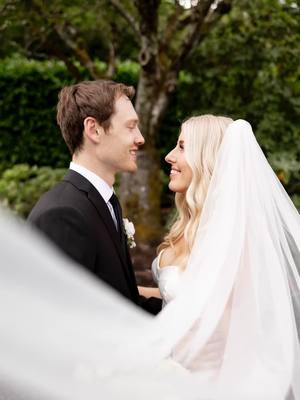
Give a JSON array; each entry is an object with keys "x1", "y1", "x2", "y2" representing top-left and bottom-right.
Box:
[{"x1": 28, "y1": 80, "x2": 161, "y2": 315}]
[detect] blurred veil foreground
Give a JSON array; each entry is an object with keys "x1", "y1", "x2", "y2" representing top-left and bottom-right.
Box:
[{"x1": 0, "y1": 120, "x2": 300, "y2": 400}]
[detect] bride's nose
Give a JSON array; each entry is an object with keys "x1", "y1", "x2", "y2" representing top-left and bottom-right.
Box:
[{"x1": 165, "y1": 149, "x2": 176, "y2": 164}]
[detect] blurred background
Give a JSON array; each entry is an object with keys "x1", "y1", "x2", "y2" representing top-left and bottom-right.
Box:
[{"x1": 0, "y1": 0, "x2": 299, "y2": 284}]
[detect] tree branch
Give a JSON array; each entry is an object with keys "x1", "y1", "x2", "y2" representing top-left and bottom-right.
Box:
[
  {"x1": 171, "y1": 0, "x2": 232, "y2": 73},
  {"x1": 53, "y1": 22, "x2": 104, "y2": 79},
  {"x1": 24, "y1": 0, "x2": 108, "y2": 79},
  {"x1": 134, "y1": 0, "x2": 161, "y2": 34},
  {"x1": 159, "y1": 2, "x2": 184, "y2": 53},
  {"x1": 106, "y1": 41, "x2": 116, "y2": 78},
  {"x1": 109, "y1": 0, "x2": 140, "y2": 38},
  {"x1": 134, "y1": 0, "x2": 161, "y2": 75},
  {"x1": 51, "y1": 44, "x2": 83, "y2": 81}
]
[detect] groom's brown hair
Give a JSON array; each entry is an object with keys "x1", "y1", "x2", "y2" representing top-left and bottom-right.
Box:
[{"x1": 57, "y1": 80, "x2": 135, "y2": 155}]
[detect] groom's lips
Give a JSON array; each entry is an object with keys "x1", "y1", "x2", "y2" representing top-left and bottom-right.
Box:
[{"x1": 129, "y1": 149, "x2": 138, "y2": 160}]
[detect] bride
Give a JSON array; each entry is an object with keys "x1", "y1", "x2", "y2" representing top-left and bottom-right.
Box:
[
  {"x1": 142, "y1": 115, "x2": 238, "y2": 372},
  {"x1": 0, "y1": 117, "x2": 299, "y2": 400}
]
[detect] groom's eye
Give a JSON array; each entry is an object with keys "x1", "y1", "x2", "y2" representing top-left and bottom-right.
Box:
[{"x1": 128, "y1": 123, "x2": 136, "y2": 130}]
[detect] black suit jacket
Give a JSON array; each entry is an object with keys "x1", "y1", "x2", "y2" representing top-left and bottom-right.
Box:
[{"x1": 28, "y1": 170, "x2": 161, "y2": 315}]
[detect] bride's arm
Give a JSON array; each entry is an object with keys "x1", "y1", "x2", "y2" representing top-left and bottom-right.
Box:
[{"x1": 138, "y1": 286, "x2": 161, "y2": 299}]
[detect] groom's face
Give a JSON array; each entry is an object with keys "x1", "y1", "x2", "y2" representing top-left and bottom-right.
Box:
[{"x1": 97, "y1": 95, "x2": 145, "y2": 174}]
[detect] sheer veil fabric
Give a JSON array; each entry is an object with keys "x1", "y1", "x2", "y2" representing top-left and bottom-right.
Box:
[{"x1": 0, "y1": 120, "x2": 299, "y2": 400}]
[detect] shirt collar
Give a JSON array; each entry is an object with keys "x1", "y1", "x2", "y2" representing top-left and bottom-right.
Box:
[{"x1": 69, "y1": 162, "x2": 113, "y2": 203}]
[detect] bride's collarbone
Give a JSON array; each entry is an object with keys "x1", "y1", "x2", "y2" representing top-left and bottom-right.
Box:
[{"x1": 160, "y1": 243, "x2": 186, "y2": 269}]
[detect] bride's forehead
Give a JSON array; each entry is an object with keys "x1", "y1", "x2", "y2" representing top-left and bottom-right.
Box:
[{"x1": 178, "y1": 130, "x2": 186, "y2": 141}]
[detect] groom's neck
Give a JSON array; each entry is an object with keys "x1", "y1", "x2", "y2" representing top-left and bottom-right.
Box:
[{"x1": 72, "y1": 153, "x2": 115, "y2": 187}]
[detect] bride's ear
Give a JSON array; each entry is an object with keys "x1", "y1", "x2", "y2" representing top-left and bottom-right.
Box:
[{"x1": 83, "y1": 117, "x2": 103, "y2": 143}]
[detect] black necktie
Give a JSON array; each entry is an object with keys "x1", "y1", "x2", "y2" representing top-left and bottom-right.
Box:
[{"x1": 109, "y1": 193, "x2": 123, "y2": 239}]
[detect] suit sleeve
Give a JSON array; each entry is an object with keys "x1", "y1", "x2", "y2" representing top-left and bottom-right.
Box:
[
  {"x1": 139, "y1": 295, "x2": 162, "y2": 315},
  {"x1": 29, "y1": 207, "x2": 95, "y2": 270}
]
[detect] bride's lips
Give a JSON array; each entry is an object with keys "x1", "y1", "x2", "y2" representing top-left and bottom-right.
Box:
[{"x1": 170, "y1": 168, "x2": 181, "y2": 178}]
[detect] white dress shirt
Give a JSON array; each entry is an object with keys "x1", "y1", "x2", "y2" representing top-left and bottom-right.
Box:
[{"x1": 69, "y1": 162, "x2": 118, "y2": 230}]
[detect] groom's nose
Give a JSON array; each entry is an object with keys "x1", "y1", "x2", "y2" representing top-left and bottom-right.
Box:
[{"x1": 135, "y1": 127, "x2": 145, "y2": 146}]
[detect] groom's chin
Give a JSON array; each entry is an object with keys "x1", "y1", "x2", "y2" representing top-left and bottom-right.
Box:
[{"x1": 126, "y1": 162, "x2": 138, "y2": 173}]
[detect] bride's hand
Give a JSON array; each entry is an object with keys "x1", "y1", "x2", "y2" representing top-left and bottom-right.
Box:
[{"x1": 138, "y1": 286, "x2": 161, "y2": 299}]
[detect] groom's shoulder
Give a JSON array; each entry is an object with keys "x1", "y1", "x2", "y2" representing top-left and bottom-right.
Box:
[{"x1": 28, "y1": 175, "x2": 88, "y2": 220}]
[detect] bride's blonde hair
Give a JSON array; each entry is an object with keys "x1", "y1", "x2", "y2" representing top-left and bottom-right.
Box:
[{"x1": 158, "y1": 114, "x2": 233, "y2": 265}]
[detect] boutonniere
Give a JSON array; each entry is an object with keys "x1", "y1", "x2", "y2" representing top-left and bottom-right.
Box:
[{"x1": 122, "y1": 218, "x2": 136, "y2": 248}]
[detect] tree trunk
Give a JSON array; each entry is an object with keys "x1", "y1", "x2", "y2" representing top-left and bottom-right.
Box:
[
  {"x1": 119, "y1": 146, "x2": 162, "y2": 244},
  {"x1": 119, "y1": 71, "x2": 171, "y2": 245}
]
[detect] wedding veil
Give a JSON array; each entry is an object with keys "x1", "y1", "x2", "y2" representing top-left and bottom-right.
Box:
[{"x1": 0, "y1": 120, "x2": 299, "y2": 400}]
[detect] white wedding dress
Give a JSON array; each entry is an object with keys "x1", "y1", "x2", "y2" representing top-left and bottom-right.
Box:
[
  {"x1": 152, "y1": 251, "x2": 182, "y2": 306},
  {"x1": 0, "y1": 119, "x2": 299, "y2": 400},
  {"x1": 152, "y1": 252, "x2": 231, "y2": 378}
]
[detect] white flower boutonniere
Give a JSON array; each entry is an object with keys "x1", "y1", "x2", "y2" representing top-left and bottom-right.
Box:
[{"x1": 123, "y1": 218, "x2": 136, "y2": 248}]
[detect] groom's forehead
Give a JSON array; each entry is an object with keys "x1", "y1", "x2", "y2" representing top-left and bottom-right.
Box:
[{"x1": 114, "y1": 95, "x2": 138, "y2": 121}]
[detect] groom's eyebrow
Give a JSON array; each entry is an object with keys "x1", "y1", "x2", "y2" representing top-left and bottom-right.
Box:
[{"x1": 127, "y1": 118, "x2": 139, "y2": 124}]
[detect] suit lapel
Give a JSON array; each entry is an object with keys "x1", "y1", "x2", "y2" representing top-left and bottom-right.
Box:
[
  {"x1": 87, "y1": 189, "x2": 140, "y2": 297},
  {"x1": 63, "y1": 170, "x2": 136, "y2": 292}
]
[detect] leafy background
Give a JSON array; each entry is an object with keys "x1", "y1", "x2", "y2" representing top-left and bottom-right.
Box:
[{"x1": 0, "y1": 0, "x2": 299, "y2": 217}]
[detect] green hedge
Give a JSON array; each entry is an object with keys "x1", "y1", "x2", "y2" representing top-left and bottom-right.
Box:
[
  {"x1": 0, "y1": 164, "x2": 66, "y2": 217},
  {"x1": 0, "y1": 57, "x2": 73, "y2": 169}
]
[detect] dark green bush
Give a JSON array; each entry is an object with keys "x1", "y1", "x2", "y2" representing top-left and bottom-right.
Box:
[
  {"x1": 0, "y1": 164, "x2": 66, "y2": 218},
  {"x1": 0, "y1": 56, "x2": 74, "y2": 168}
]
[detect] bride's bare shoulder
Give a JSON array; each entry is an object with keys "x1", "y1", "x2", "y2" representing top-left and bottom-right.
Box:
[
  {"x1": 159, "y1": 239, "x2": 186, "y2": 268},
  {"x1": 159, "y1": 247, "x2": 175, "y2": 268}
]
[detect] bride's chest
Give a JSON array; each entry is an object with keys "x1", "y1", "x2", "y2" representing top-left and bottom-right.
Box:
[
  {"x1": 152, "y1": 250, "x2": 184, "y2": 304},
  {"x1": 157, "y1": 266, "x2": 183, "y2": 304}
]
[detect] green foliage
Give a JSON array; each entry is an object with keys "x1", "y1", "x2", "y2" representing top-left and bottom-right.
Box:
[
  {"x1": 115, "y1": 61, "x2": 139, "y2": 87},
  {"x1": 0, "y1": 51, "x2": 298, "y2": 210},
  {"x1": 0, "y1": 0, "x2": 299, "y2": 211},
  {"x1": 185, "y1": 0, "x2": 300, "y2": 155},
  {"x1": 158, "y1": 0, "x2": 300, "y2": 206},
  {"x1": 0, "y1": 164, "x2": 66, "y2": 218},
  {"x1": 268, "y1": 151, "x2": 300, "y2": 210},
  {"x1": 0, "y1": 55, "x2": 73, "y2": 168},
  {"x1": 0, "y1": 0, "x2": 139, "y2": 63}
]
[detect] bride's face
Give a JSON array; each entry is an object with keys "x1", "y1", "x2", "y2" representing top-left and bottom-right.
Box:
[{"x1": 165, "y1": 130, "x2": 193, "y2": 193}]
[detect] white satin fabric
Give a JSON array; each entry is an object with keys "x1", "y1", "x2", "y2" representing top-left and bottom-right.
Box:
[
  {"x1": 0, "y1": 119, "x2": 299, "y2": 400},
  {"x1": 152, "y1": 251, "x2": 183, "y2": 305},
  {"x1": 152, "y1": 253, "x2": 229, "y2": 380}
]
